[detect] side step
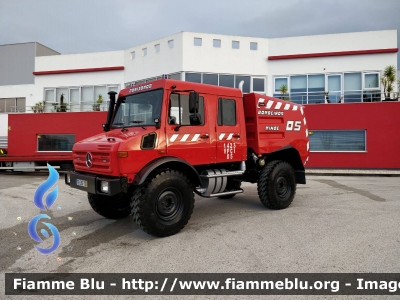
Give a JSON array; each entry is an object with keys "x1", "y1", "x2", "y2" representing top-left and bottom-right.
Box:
[
  {"x1": 200, "y1": 170, "x2": 244, "y2": 178},
  {"x1": 195, "y1": 188, "x2": 244, "y2": 198}
]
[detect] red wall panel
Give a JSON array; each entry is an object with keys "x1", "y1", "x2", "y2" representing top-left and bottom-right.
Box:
[
  {"x1": 6, "y1": 103, "x2": 400, "y2": 169},
  {"x1": 304, "y1": 102, "x2": 400, "y2": 169},
  {"x1": 8, "y1": 112, "x2": 107, "y2": 157}
]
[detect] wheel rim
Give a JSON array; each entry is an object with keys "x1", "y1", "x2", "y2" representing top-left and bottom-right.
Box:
[
  {"x1": 156, "y1": 188, "x2": 183, "y2": 222},
  {"x1": 276, "y1": 174, "x2": 291, "y2": 200}
]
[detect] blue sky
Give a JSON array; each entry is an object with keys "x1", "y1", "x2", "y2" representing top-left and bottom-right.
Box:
[{"x1": 0, "y1": 0, "x2": 399, "y2": 63}]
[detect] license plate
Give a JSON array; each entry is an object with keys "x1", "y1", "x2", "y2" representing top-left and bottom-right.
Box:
[{"x1": 76, "y1": 179, "x2": 88, "y2": 188}]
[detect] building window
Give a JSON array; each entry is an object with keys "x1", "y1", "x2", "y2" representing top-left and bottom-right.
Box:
[
  {"x1": 213, "y1": 39, "x2": 221, "y2": 48},
  {"x1": 203, "y1": 73, "x2": 218, "y2": 86},
  {"x1": 168, "y1": 40, "x2": 174, "y2": 48},
  {"x1": 44, "y1": 85, "x2": 119, "y2": 112},
  {"x1": 290, "y1": 75, "x2": 307, "y2": 93},
  {"x1": 218, "y1": 99, "x2": 236, "y2": 126},
  {"x1": 274, "y1": 77, "x2": 288, "y2": 93},
  {"x1": 44, "y1": 89, "x2": 55, "y2": 102},
  {"x1": 185, "y1": 72, "x2": 202, "y2": 83},
  {"x1": 0, "y1": 98, "x2": 26, "y2": 113},
  {"x1": 155, "y1": 44, "x2": 160, "y2": 53},
  {"x1": 142, "y1": 48, "x2": 147, "y2": 56},
  {"x1": 344, "y1": 72, "x2": 362, "y2": 102},
  {"x1": 344, "y1": 73, "x2": 361, "y2": 90},
  {"x1": 253, "y1": 78, "x2": 266, "y2": 93},
  {"x1": 194, "y1": 37, "x2": 202, "y2": 46},
  {"x1": 309, "y1": 130, "x2": 366, "y2": 152},
  {"x1": 37, "y1": 134, "x2": 75, "y2": 152},
  {"x1": 327, "y1": 75, "x2": 342, "y2": 103},
  {"x1": 182, "y1": 72, "x2": 263, "y2": 92},
  {"x1": 250, "y1": 42, "x2": 257, "y2": 50},
  {"x1": 232, "y1": 41, "x2": 240, "y2": 49},
  {"x1": 307, "y1": 74, "x2": 325, "y2": 104},
  {"x1": 364, "y1": 73, "x2": 379, "y2": 89},
  {"x1": 219, "y1": 75, "x2": 235, "y2": 87},
  {"x1": 169, "y1": 73, "x2": 181, "y2": 80},
  {"x1": 130, "y1": 51, "x2": 135, "y2": 59},
  {"x1": 287, "y1": 75, "x2": 306, "y2": 103},
  {"x1": 362, "y1": 73, "x2": 380, "y2": 101}
]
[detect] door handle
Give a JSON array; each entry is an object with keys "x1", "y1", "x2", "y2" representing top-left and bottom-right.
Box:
[
  {"x1": 200, "y1": 134, "x2": 209, "y2": 139},
  {"x1": 232, "y1": 134, "x2": 240, "y2": 138}
]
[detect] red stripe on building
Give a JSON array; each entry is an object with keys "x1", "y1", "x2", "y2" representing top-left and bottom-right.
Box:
[
  {"x1": 268, "y1": 48, "x2": 398, "y2": 60},
  {"x1": 33, "y1": 66, "x2": 124, "y2": 75}
]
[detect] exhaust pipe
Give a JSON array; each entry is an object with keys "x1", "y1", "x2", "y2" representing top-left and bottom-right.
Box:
[
  {"x1": 238, "y1": 80, "x2": 244, "y2": 92},
  {"x1": 103, "y1": 91, "x2": 117, "y2": 132}
]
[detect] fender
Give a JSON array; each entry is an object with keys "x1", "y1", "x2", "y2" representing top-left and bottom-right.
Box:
[
  {"x1": 265, "y1": 145, "x2": 306, "y2": 184},
  {"x1": 133, "y1": 156, "x2": 202, "y2": 186}
]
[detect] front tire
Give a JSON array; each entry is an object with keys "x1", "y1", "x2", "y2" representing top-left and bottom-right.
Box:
[
  {"x1": 88, "y1": 192, "x2": 131, "y2": 219},
  {"x1": 257, "y1": 160, "x2": 296, "y2": 209},
  {"x1": 131, "y1": 170, "x2": 195, "y2": 237}
]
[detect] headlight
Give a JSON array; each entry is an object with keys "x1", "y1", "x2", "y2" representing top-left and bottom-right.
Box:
[
  {"x1": 66, "y1": 173, "x2": 71, "y2": 184},
  {"x1": 100, "y1": 181, "x2": 109, "y2": 193}
]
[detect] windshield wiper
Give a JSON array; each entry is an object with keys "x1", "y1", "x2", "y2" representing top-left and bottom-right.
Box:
[{"x1": 131, "y1": 120, "x2": 146, "y2": 130}]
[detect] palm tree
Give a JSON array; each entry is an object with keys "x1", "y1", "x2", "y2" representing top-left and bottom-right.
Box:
[
  {"x1": 279, "y1": 84, "x2": 288, "y2": 100},
  {"x1": 381, "y1": 65, "x2": 396, "y2": 100}
]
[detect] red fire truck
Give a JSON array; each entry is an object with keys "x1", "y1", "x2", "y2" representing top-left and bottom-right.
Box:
[{"x1": 66, "y1": 79, "x2": 309, "y2": 237}]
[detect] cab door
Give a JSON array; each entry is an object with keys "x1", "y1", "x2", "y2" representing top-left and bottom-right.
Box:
[
  {"x1": 166, "y1": 92, "x2": 213, "y2": 165},
  {"x1": 215, "y1": 97, "x2": 243, "y2": 163}
]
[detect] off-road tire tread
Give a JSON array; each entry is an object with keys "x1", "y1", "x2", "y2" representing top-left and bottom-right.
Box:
[
  {"x1": 130, "y1": 170, "x2": 195, "y2": 237},
  {"x1": 257, "y1": 160, "x2": 296, "y2": 209}
]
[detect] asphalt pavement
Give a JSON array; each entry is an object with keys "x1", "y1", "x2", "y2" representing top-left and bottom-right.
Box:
[{"x1": 0, "y1": 172, "x2": 399, "y2": 299}]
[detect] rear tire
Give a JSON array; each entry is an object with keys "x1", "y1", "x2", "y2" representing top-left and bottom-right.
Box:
[
  {"x1": 131, "y1": 170, "x2": 194, "y2": 237},
  {"x1": 88, "y1": 192, "x2": 131, "y2": 219},
  {"x1": 257, "y1": 160, "x2": 296, "y2": 209}
]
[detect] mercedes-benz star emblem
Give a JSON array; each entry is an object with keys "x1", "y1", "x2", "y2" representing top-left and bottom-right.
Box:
[{"x1": 86, "y1": 152, "x2": 93, "y2": 168}]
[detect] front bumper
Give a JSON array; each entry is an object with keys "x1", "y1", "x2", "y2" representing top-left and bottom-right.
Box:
[{"x1": 65, "y1": 171, "x2": 128, "y2": 196}]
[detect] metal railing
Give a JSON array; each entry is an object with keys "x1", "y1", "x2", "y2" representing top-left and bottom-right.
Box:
[
  {"x1": 7, "y1": 102, "x2": 110, "y2": 114},
  {"x1": 275, "y1": 91, "x2": 400, "y2": 105}
]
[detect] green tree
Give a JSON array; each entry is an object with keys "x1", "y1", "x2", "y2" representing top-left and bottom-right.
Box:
[
  {"x1": 279, "y1": 84, "x2": 288, "y2": 100},
  {"x1": 381, "y1": 65, "x2": 396, "y2": 100}
]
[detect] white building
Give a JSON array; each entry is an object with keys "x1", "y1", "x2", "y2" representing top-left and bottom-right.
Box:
[{"x1": 0, "y1": 30, "x2": 398, "y2": 142}]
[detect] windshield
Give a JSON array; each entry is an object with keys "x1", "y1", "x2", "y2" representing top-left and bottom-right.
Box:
[{"x1": 112, "y1": 89, "x2": 163, "y2": 128}]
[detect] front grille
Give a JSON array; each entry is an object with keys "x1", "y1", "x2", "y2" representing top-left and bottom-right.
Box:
[{"x1": 74, "y1": 151, "x2": 112, "y2": 173}]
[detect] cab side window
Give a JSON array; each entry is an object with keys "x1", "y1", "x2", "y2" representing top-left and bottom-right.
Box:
[
  {"x1": 169, "y1": 93, "x2": 205, "y2": 125},
  {"x1": 218, "y1": 98, "x2": 236, "y2": 126}
]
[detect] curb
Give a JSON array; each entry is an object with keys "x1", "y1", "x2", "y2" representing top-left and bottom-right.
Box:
[{"x1": 306, "y1": 170, "x2": 400, "y2": 177}]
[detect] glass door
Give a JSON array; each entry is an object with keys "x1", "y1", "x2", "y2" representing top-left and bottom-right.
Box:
[
  {"x1": 327, "y1": 74, "x2": 342, "y2": 103},
  {"x1": 69, "y1": 88, "x2": 80, "y2": 112}
]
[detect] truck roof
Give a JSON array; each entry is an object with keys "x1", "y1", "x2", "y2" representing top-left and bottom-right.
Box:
[{"x1": 119, "y1": 79, "x2": 243, "y2": 98}]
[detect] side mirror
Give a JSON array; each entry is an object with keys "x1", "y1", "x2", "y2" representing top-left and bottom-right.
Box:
[
  {"x1": 189, "y1": 91, "x2": 199, "y2": 113},
  {"x1": 154, "y1": 118, "x2": 161, "y2": 129},
  {"x1": 102, "y1": 123, "x2": 110, "y2": 132}
]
